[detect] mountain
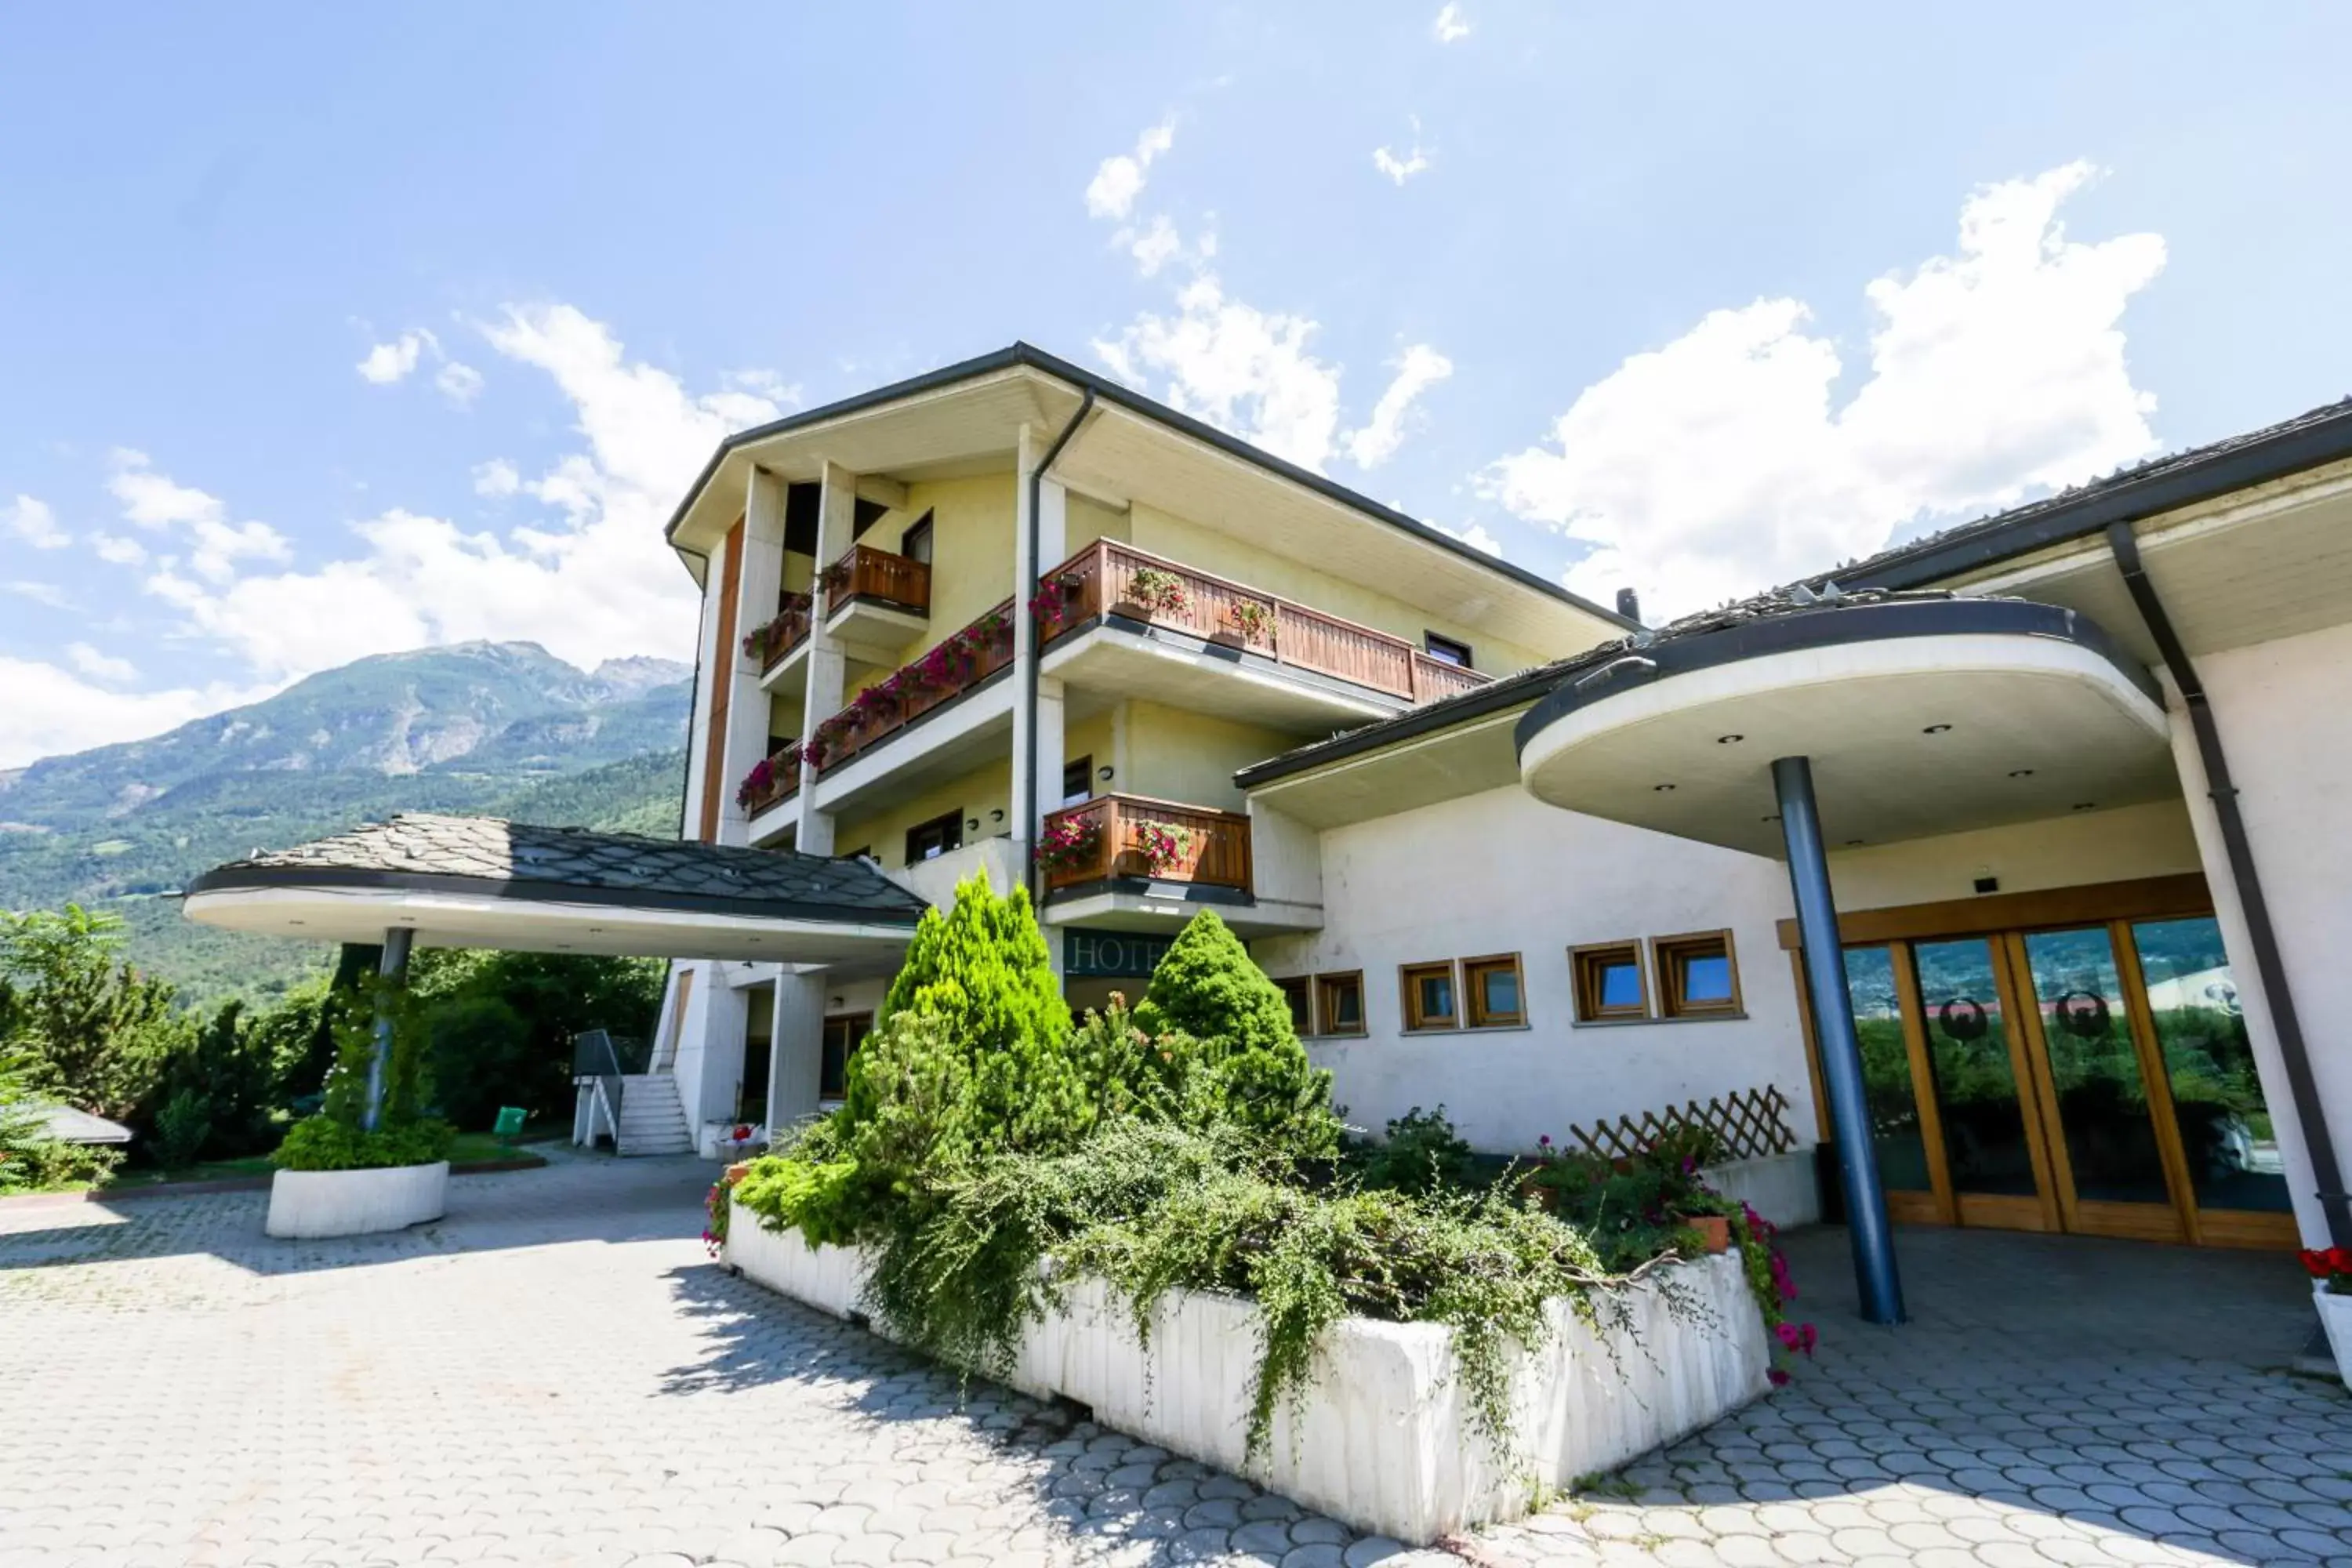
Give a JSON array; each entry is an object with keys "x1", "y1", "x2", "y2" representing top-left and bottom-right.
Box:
[{"x1": 0, "y1": 641, "x2": 691, "y2": 1002}]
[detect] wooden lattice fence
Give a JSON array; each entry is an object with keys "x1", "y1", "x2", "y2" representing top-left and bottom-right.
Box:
[{"x1": 1562, "y1": 1084, "x2": 1798, "y2": 1163}]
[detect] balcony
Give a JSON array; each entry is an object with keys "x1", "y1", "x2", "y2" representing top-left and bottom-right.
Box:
[
  {"x1": 1034, "y1": 540, "x2": 1494, "y2": 713},
  {"x1": 737, "y1": 742, "x2": 803, "y2": 821},
  {"x1": 822, "y1": 543, "x2": 931, "y2": 666},
  {"x1": 1036, "y1": 793, "x2": 1254, "y2": 897},
  {"x1": 746, "y1": 593, "x2": 815, "y2": 686},
  {"x1": 808, "y1": 600, "x2": 1015, "y2": 776}
]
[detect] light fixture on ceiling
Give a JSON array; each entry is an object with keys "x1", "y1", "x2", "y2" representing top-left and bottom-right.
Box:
[
  {"x1": 1846, "y1": 839, "x2": 1865, "y2": 847},
  {"x1": 1760, "y1": 814, "x2": 1780, "y2": 823},
  {"x1": 1922, "y1": 723, "x2": 1952, "y2": 735},
  {"x1": 2009, "y1": 768, "x2": 2034, "y2": 778},
  {"x1": 1653, "y1": 783, "x2": 1676, "y2": 792},
  {"x1": 1716, "y1": 734, "x2": 1744, "y2": 745},
  {"x1": 2071, "y1": 801, "x2": 2096, "y2": 811}
]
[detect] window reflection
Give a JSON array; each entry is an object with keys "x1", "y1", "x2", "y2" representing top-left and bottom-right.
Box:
[{"x1": 2132, "y1": 917, "x2": 2290, "y2": 1214}]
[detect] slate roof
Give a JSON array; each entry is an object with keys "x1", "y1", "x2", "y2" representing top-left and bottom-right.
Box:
[{"x1": 187, "y1": 814, "x2": 931, "y2": 927}]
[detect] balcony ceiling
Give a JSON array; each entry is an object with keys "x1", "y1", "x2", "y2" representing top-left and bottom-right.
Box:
[
  {"x1": 1242, "y1": 706, "x2": 1529, "y2": 830},
  {"x1": 1514, "y1": 598, "x2": 2179, "y2": 858}
]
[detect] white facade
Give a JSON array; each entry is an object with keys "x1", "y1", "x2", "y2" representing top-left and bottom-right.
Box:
[{"x1": 1252, "y1": 785, "x2": 1815, "y2": 1156}]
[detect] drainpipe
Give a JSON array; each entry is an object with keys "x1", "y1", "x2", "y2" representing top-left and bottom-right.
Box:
[
  {"x1": 2105, "y1": 521, "x2": 2350, "y2": 1247},
  {"x1": 1021, "y1": 388, "x2": 1098, "y2": 902}
]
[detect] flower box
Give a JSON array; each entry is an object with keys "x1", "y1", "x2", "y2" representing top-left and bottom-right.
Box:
[
  {"x1": 266, "y1": 1160, "x2": 448, "y2": 1239},
  {"x1": 2314, "y1": 1283, "x2": 2352, "y2": 1393},
  {"x1": 727, "y1": 1200, "x2": 1769, "y2": 1545}
]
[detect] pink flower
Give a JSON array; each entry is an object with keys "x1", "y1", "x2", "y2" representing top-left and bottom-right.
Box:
[
  {"x1": 1767, "y1": 1368, "x2": 1791, "y2": 1388},
  {"x1": 1798, "y1": 1323, "x2": 1818, "y2": 1356},
  {"x1": 1775, "y1": 1322, "x2": 1802, "y2": 1351}
]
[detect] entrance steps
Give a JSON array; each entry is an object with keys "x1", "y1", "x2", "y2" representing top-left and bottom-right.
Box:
[{"x1": 614, "y1": 1073, "x2": 693, "y2": 1157}]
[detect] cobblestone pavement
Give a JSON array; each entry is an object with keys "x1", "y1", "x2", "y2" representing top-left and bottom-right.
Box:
[{"x1": 2, "y1": 1154, "x2": 2343, "y2": 1568}]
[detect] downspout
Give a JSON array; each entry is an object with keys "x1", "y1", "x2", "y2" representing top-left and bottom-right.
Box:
[
  {"x1": 1021, "y1": 388, "x2": 1098, "y2": 902},
  {"x1": 2106, "y1": 521, "x2": 2350, "y2": 1247}
]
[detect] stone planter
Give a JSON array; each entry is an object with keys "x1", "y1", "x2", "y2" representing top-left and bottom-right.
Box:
[
  {"x1": 1698, "y1": 1148, "x2": 1820, "y2": 1231},
  {"x1": 727, "y1": 1198, "x2": 1769, "y2": 1544},
  {"x1": 2316, "y1": 1283, "x2": 2352, "y2": 1393},
  {"x1": 266, "y1": 1160, "x2": 448, "y2": 1239}
]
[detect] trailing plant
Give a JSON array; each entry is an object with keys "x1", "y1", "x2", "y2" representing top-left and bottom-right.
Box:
[
  {"x1": 735, "y1": 756, "x2": 776, "y2": 808},
  {"x1": 1130, "y1": 818, "x2": 1196, "y2": 875},
  {"x1": 1033, "y1": 814, "x2": 1102, "y2": 874},
  {"x1": 1227, "y1": 598, "x2": 1274, "y2": 641},
  {"x1": 1124, "y1": 565, "x2": 1189, "y2": 617}
]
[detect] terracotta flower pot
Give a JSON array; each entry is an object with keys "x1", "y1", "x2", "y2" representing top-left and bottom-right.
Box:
[
  {"x1": 1686, "y1": 1213, "x2": 1732, "y2": 1254},
  {"x1": 724, "y1": 1160, "x2": 753, "y2": 1185}
]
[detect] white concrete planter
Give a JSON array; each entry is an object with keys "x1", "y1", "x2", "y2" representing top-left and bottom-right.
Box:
[
  {"x1": 266, "y1": 1161, "x2": 448, "y2": 1239},
  {"x1": 2316, "y1": 1284, "x2": 2352, "y2": 1394},
  {"x1": 1699, "y1": 1148, "x2": 1821, "y2": 1232},
  {"x1": 727, "y1": 1198, "x2": 1769, "y2": 1544}
]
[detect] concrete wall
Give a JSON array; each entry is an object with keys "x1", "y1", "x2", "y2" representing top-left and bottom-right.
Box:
[
  {"x1": 1123, "y1": 701, "x2": 1298, "y2": 812},
  {"x1": 1251, "y1": 785, "x2": 1813, "y2": 1156},
  {"x1": 1127, "y1": 502, "x2": 1554, "y2": 677},
  {"x1": 2173, "y1": 619, "x2": 2352, "y2": 1247},
  {"x1": 848, "y1": 473, "x2": 1018, "y2": 694},
  {"x1": 1822, "y1": 799, "x2": 2202, "y2": 911},
  {"x1": 832, "y1": 760, "x2": 1012, "y2": 871}
]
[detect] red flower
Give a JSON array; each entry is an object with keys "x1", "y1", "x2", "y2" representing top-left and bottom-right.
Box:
[{"x1": 1766, "y1": 1368, "x2": 1791, "y2": 1388}]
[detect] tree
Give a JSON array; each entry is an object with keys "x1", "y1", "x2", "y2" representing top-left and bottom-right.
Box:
[
  {"x1": 0, "y1": 906, "x2": 188, "y2": 1119},
  {"x1": 1134, "y1": 909, "x2": 1338, "y2": 1156}
]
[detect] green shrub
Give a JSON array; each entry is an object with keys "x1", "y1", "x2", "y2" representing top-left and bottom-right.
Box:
[
  {"x1": 273, "y1": 1112, "x2": 454, "y2": 1171},
  {"x1": 151, "y1": 1087, "x2": 213, "y2": 1171},
  {"x1": 1133, "y1": 910, "x2": 1338, "y2": 1156},
  {"x1": 1350, "y1": 1105, "x2": 1475, "y2": 1196},
  {"x1": 0, "y1": 1047, "x2": 121, "y2": 1193}
]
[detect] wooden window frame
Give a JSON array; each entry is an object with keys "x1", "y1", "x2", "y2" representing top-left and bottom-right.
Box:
[
  {"x1": 1314, "y1": 971, "x2": 1367, "y2": 1037},
  {"x1": 1653, "y1": 930, "x2": 1743, "y2": 1019},
  {"x1": 818, "y1": 1011, "x2": 874, "y2": 1100},
  {"x1": 1061, "y1": 754, "x2": 1094, "y2": 808},
  {"x1": 1461, "y1": 953, "x2": 1527, "y2": 1029},
  {"x1": 1571, "y1": 941, "x2": 1650, "y2": 1023},
  {"x1": 901, "y1": 510, "x2": 935, "y2": 565},
  {"x1": 1422, "y1": 631, "x2": 1474, "y2": 670},
  {"x1": 903, "y1": 809, "x2": 964, "y2": 866},
  {"x1": 1400, "y1": 960, "x2": 1461, "y2": 1032},
  {"x1": 1273, "y1": 976, "x2": 1313, "y2": 1036}
]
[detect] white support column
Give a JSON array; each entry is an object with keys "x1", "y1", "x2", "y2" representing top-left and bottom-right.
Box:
[
  {"x1": 717, "y1": 467, "x2": 788, "y2": 848},
  {"x1": 679, "y1": 543, "x2": 731, "y2": 842},
  {"x1": 671, "y1": 963, "x2": 750, "y2": 1130},
  {"x1": 767, "y1": 971, "x2": 828, "y2": 1131},
  {"x1": 797, "y1": 459, "x2": 858, "y2": 856},
  {"x1": 1011, "y1": 428, "x2": 1073, "y2": 883}
]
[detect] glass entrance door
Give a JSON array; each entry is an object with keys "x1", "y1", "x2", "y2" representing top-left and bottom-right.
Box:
[{"x1": 1817, "y1": 909, "x2": 2297, "y2": 1250}]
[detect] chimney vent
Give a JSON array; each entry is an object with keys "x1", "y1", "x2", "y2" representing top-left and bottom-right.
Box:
[{"x1": 1615, "y1": 587, "x2": 1642, "y2": 625}]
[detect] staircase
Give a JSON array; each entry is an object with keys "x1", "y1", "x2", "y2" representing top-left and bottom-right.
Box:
[{"x1": 614, "y1": 1073, "x2": 694, "y2": 1156}]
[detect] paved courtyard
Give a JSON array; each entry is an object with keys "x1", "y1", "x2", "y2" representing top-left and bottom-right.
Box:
[{"x1": 1, "y1": 1152, "x2": 2343, "y2": 1568}]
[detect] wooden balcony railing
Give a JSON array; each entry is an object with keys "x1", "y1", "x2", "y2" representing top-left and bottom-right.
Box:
[
  {"x1": 1034, "y1": 539, "x2": 1494, "y2": 706},
  {"x1": 821, "y1": 543, "x2": 931, "y2": 617},
  {"x1": 745, "y1": 594, "x2": 814, "y2": 674},
  {"x1": 806, "y1": 601, "x2": 1015, "y2": 774},
  {"x1": 1037, "y1": 793, "x2": 1254, "y2": 895},
  {"x1": 737, "y1": 743, "x2": 803, "y2": 818}
]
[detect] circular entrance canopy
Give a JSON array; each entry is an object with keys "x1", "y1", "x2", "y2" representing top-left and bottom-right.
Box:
[
  {"x1": 183, "y1": 813, "x2": 928, "y2": 967},
  {"x1": 1515, "y1": 595, "x2": 2176, "y2": 858}
]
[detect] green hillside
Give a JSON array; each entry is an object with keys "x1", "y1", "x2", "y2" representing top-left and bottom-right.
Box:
[{"x1": 0, "y1": 642, "x2": 691, "y2": 1004}]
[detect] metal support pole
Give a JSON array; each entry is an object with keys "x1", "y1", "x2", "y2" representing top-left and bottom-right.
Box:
[
  {"x1": 362, "y1": 927, "x2": 415, "y2": 1132},
  {"x1": 1772, "y1": 756, "x2": 1906, "y2": 1326}
]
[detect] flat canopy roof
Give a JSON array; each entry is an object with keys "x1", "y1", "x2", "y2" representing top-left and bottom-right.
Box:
[{"x1": 183, "y1": 814, "x2": 928, "y2": 967}]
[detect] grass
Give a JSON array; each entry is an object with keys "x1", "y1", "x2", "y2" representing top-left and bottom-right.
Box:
[{"x1": 93, "y1": 1127, "x2": 564, "y2": 1192}]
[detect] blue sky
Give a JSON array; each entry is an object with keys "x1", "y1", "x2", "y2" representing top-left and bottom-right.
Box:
[{"x1": 5, "y1": 3, "x2": 2350, "y2": 767}]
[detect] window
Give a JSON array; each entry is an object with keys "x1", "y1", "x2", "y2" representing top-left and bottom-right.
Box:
[
  {"x1": 902, "y1": 510, "x2": 935, "y2": 565},
  {"x1": 1462, "y1": 953, "x2": 1526, "y2": 1028},
  {"x1": 1423, "y1": 632, "x2": 1474, "y2": 670},
  {"x1": 1062, "y1": 755, "x2": 1094, "y2": 808},
  {"x1": 1401, "y1": 961, "x2": 1459, "y2": 1031},
  {"x1": 818, "y1": 1013, "x2": 873, "y2": 1100},
  {"x1": 1572, "y1": 942, "x2": 1650, "y2": 1022},
  {"x1": 1315, "y1": 972, "x2": 1366, "y2": 1036},
  {"x1": 1653, "y1": 931, "x2": 1742, "y2": 1018},
  {"x1": 904, "y1": 810, "x2": 963, "y2": 864},
  {"x1": 1274, "y1": 976, "x2": 1313, "y2": 1036}
]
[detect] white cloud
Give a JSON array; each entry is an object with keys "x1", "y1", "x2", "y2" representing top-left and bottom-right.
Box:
[
  {"x1": 114, "y1": 303, "x2": 781, "y2": 684},
  {"x1": 0, "y1": 657, "x2": 278, "y2": 770},
  {"x1": 1436, "y1": 520, "x2": 1504, "y2": 557},
  {"x1": 1126, "y1": 215, "x2": 1185, "y2": 278},
  {"x1": 436, "y1": 361, "x2": 485, "y2": 408},
  {"x1": 356, "y1": 329, "x2": 437, "y2": 385},
  {"x1": 92, "y1": 533, "x2": 147, "y2": 567},
  {"x1": 472, "y1": 459, "x2": 521, "y2": 498},
  {"x1": 6, "y1": 580, "x2": 72, "y2": 610},
  {"x1": 65, "y1": 641, "x2": 136, "y2": 684},
  {"x1": 4, "y1": 495, "x2": 68, "y2": 550},
  {"x1": 1483, "y1": 161, "x2": 2165, "y2": 621},
  {"x1": 1373, "y1": 144, "x2": 1432, "y2": 186},
  {"x1": 107, "y1": 450, "x2": 225, "y2": 529},
  {"x1": 1085, "y1": 119, "x2": 1176, "y2": 220},
  {"x1": 1433, "y1": 4, "x2": 1472, "y2": 42},
  {"x1": 1095, "y1": 274, "x2": 1344, "y2": 472},
  {"x1": 1344, "y1": 344, "x2": 1454, "y2": 468}
]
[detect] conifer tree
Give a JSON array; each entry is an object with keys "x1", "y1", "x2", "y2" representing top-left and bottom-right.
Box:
[{"x1": 1135, "y1": 910, "x2": 1338, "y2": 1156}]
